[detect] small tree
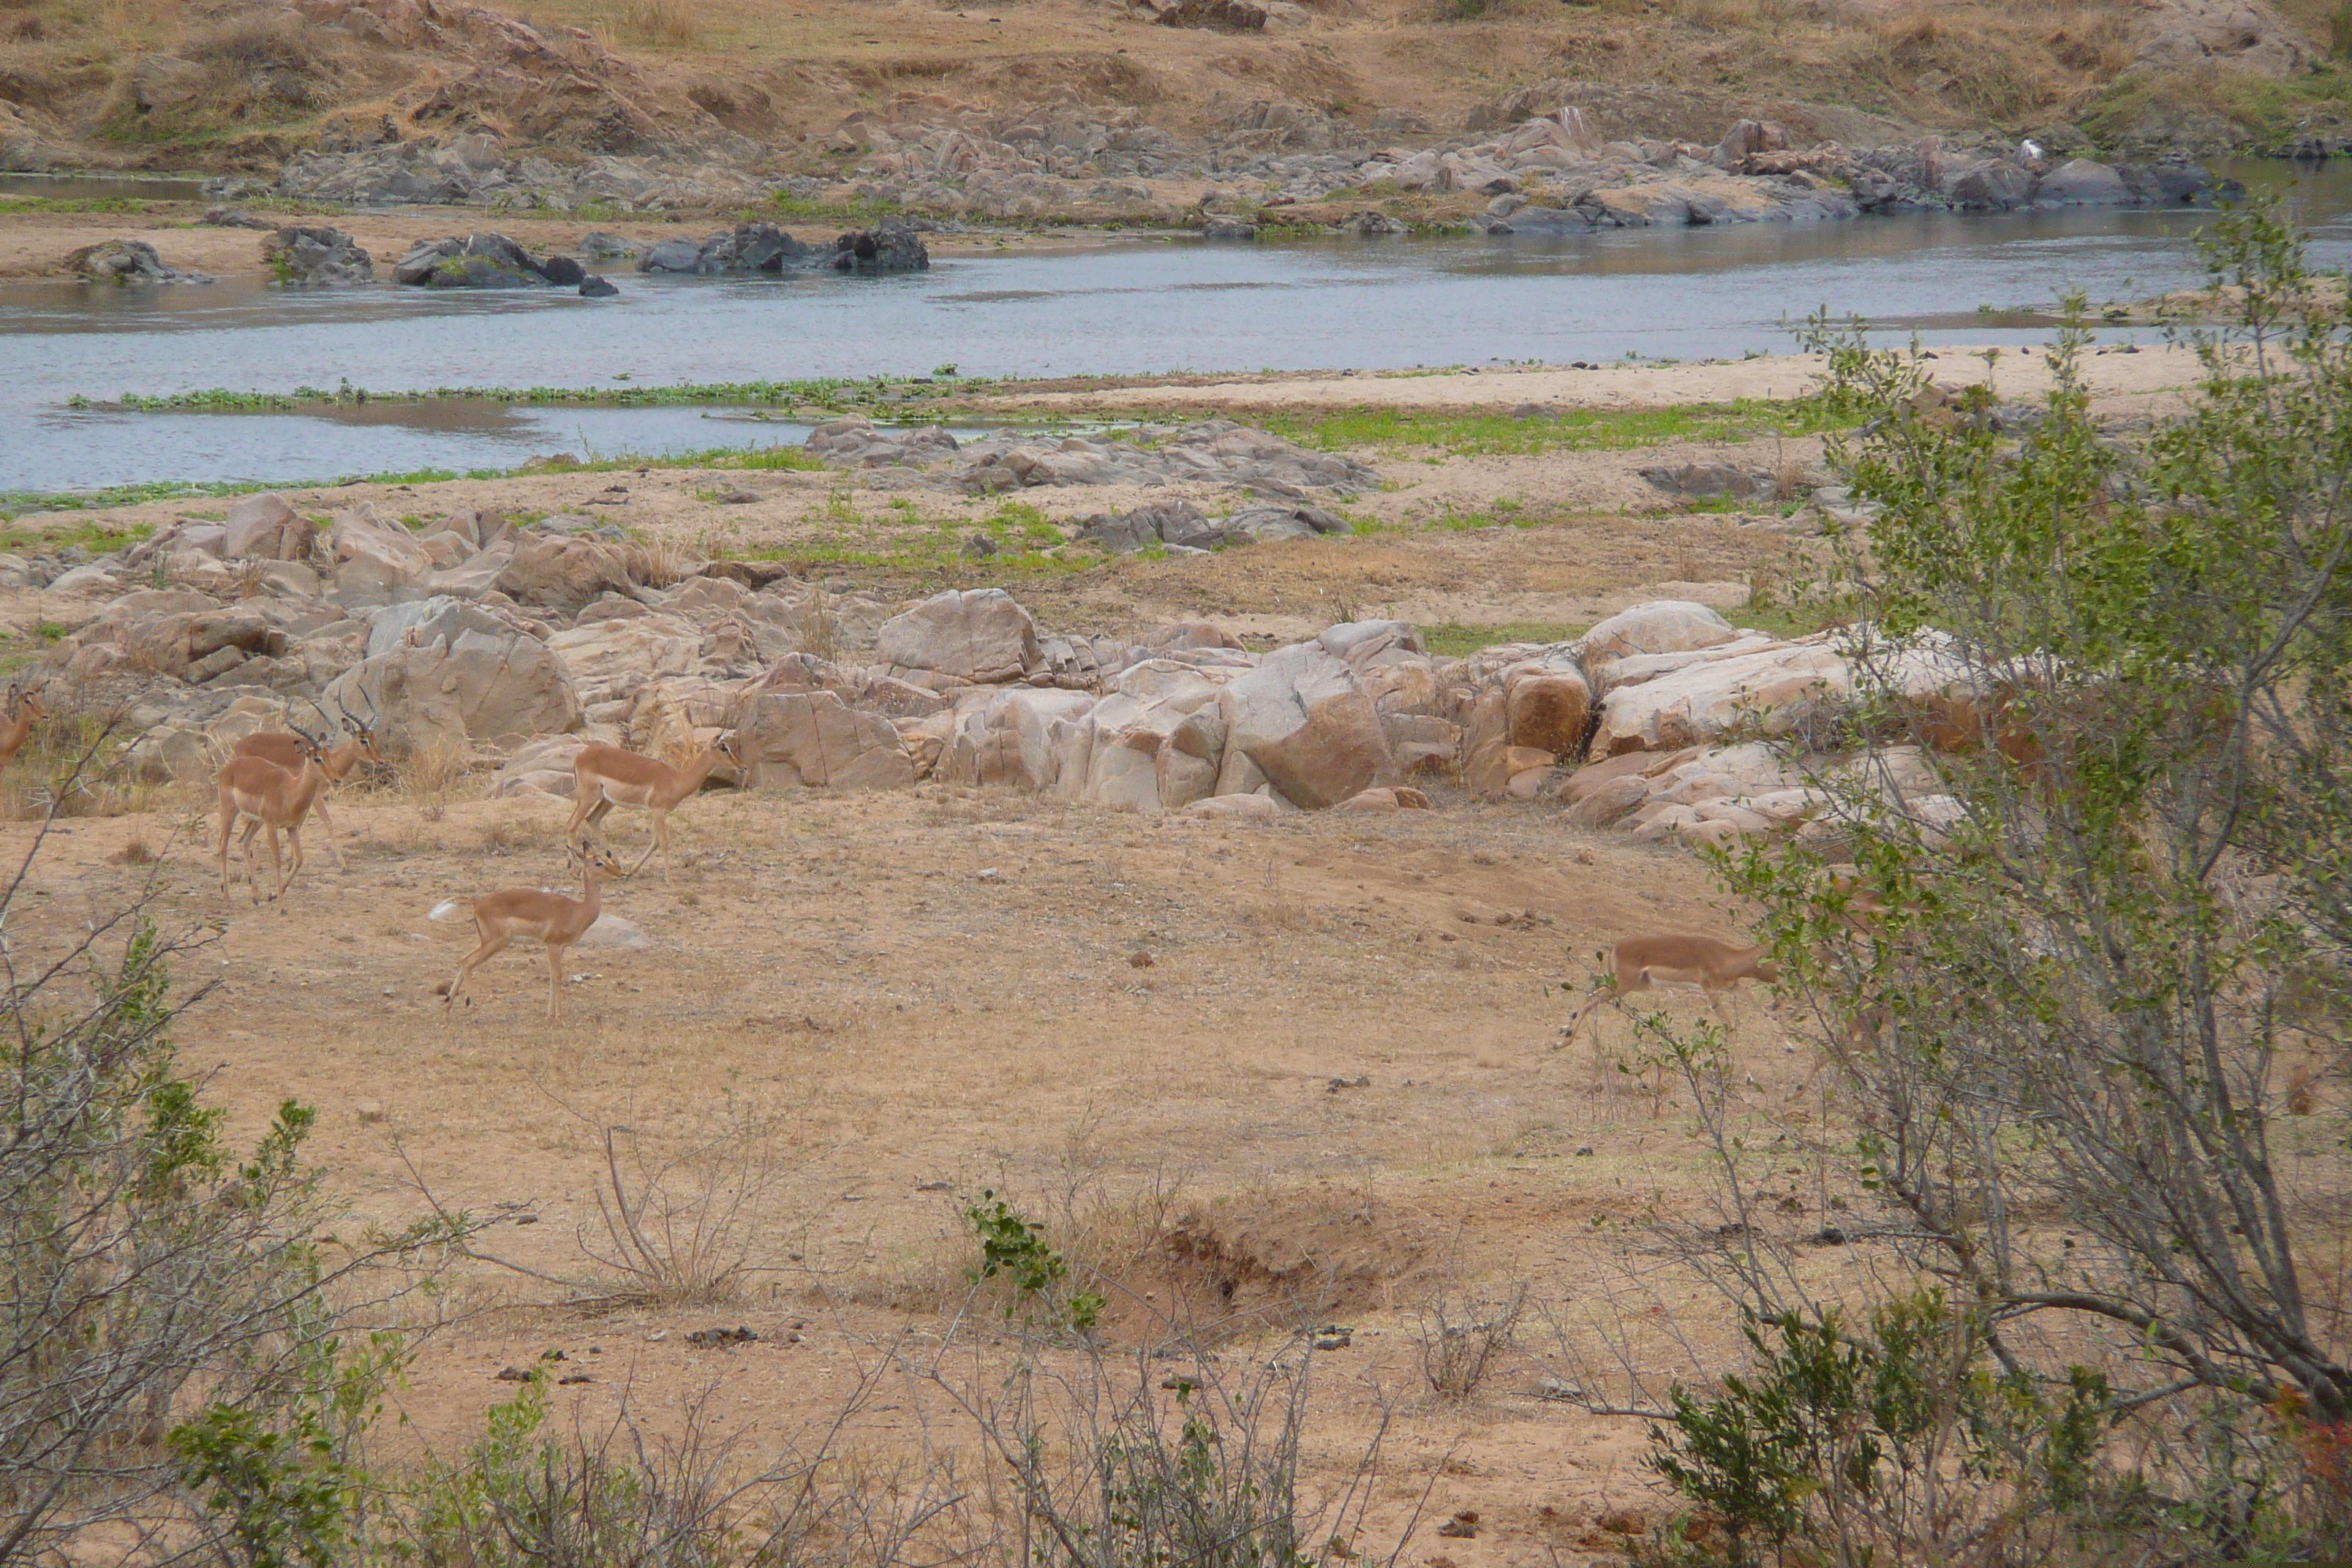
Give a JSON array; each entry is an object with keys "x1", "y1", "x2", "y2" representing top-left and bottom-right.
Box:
[
  {"x1": 1689, "y1": 201, "x2": 2352, "y2": 1555},
  {"x1": 0, "y1": 794, "x2": 445, "y2": 1563}
]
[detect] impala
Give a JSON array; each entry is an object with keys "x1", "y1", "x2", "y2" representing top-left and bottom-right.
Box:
[
  {"x1": 433, "y1": 844, "x2": 626, "y2": 1022},
  {"x1": 1558, "y1": 934, "x2": 1782, "y2": 1047},
  {"x1": 230, "y1": 693, "x2": 383, "y2": 870},
  {"x1": 0, "y1": 683, "x2": 50, "y2": 767},
  {"x1": 214, "y1": 724, "x2": 333, "y2": 908},
  {"x1": 565, "y1": 733, "x2": 742, "y2": 883}
]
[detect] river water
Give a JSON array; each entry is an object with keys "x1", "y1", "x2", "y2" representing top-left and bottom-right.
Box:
[{"x1": 6, "y1": 159, "x2": 2350, "y2": 498}]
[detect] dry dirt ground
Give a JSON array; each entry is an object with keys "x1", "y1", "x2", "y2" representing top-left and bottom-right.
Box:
[
  {"x1": 5, "y1": 777, "x2": 1868, "y2": 1563},
  {"x1": 0, "y1": 349, "x2": 2212, "y2": 1553}
]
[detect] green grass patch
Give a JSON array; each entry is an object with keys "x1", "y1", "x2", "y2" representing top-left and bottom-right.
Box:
[
  {"x1": 0, "y1": 197, "x2": 162, "y2": 216},
  {"x1": 1263, "y1": 397, "x2": 1847, "y2": 458},
  {"x1": 1422, "y1": 620, "x2": 1591, "y2": 656},
  {"x1": 0, "y1": 519, "x2": 156, "y2": 558}
]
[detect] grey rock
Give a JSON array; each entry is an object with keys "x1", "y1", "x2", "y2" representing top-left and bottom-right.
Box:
[
  {"x1": 1199, "y1": 217, "x2": 1259, "y2": 240},
  {"x1": 266, "y1": 225, "x2": 374, "y2": 285},
  {"x1": 2034, "y1": 158, "x2": 2128, "y2": 206},
  {"x1": 1945, "y1": 160, "x2": 2035, "y2": 211},
  {"x1": 69, "y1": 239, "x2": 209, "y2": 286},
  {"x1": 831, "y1": 220, "x2": 930, "y2": 274},
  {"x1": 1641, "y1": 462, "x2": 1780, "y2": 501},
  {"x1": 579, "y1": 275, "x2": 619, "y2": 298},
  {"x1": 638, "y1": 236, "x2": 706, "y2": 274},
  {"x1": 578, "y1": 231, "x2": 648, "y2": 263}
]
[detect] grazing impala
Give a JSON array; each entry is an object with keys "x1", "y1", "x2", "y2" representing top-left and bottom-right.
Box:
[
  {"x1": 214, "y1": 724, "x2": 333, "y2": 908},
  {"x1": 1558, "y1": 935, "x2": 1782, "y2": 1047},
  {"x1": 230, "y1": 693, "x2": 383, "y2": 870},
  {"x1": 565, "y1": 733, "x2": 742, "y2": 883},
  {"x1": 0, "y1": 683, "x2": 50, "y2": 767},
  {"x1": 433, "y1": 844, "x2": 626, "y2": 1022}
]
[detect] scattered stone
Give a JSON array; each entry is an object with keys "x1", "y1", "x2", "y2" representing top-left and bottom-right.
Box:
[
  {"x1": 685, "y1": 1325, "x2": 760, "y2": 1346},
  {"x1": 200, "y1": 206, "x2": 277, "y2": 229}
]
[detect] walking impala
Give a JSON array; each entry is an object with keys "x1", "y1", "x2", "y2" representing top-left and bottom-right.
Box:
[
  {"x1": 230, "y1": 693, "x2": 383, "y2": 870},
  {"x1": 0, "y1": 682, "x2": 50, "y2": 767},
  {"x1": 1558, "y1": 934, "x2": 1782, "y2": 1047},
  {"x1": 565, "y1": 733, "x2": 742, "y2": 883},
  {"x1": 433, "y1": 844, "x2": 626, "y2": 1022},
  {"x1": 214, "y1": 723, "x2": 333, "y2": 908}
]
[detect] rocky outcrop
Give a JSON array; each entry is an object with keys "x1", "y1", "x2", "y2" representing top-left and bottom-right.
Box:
[
  {"x1": 391, "y1": 232, "x2": 584, "y2": 289},
  {"x1": 802, "y1": 418, "x2": 1379, "y2": 502},
  {"x1": 637, "y1": 219, "x2": 928, "y2": 275},
  {"x1": 326, "y1": 627, "x2": 583, "y2": 754},
  {"x1": 874, "y1": 589, "x2": 1040, "y2": 685},
  {"x1": 66, "y1": 239, "x2": 210, "y2": 285},
  {"x1": 265, "y1": 226, "x2": 374, "y2": 284}
]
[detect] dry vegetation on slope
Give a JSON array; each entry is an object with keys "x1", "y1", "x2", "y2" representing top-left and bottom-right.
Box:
[{"x1": 0, "y1": 0, "x2": 2345, "y2": 183}]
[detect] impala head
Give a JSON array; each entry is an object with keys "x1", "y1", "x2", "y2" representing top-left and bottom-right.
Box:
[
  {"x1": 582, "y1": 843, "x2": 626, "y2": 881},
  {"x1": 331, "y1": 689, "x2": 386, "y2": 765},
  {"x1": 8, "y1": 683, "x2": 45, "y2": 721},
  {"x1": 715, "y1": 730, "x2": 742, "y2": 768},
  {"x1": 286, "y1": 717, "x2": 332, "y2": 768}
]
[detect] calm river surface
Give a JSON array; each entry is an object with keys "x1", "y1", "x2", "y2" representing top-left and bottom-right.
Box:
[{"x1": 6, "y1": 159, "x2": 2350, "y2": 497}]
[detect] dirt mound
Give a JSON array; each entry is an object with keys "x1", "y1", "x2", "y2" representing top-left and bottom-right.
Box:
[{"x1": 1147, "y1": 1189, "x2": 1444, "y2": 1324}]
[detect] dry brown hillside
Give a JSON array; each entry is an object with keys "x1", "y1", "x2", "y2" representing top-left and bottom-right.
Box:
[{"x1": 0, "y1": 0, "x2": 2344, "y2": 184}]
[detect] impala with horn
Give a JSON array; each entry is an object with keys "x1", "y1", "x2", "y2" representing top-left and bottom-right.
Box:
[
  {"x1": 213, "y1": 718, "x2": 333, "y2": 908},
  {"x1": 229, "y1": 691, "x2": 383, "y2": 869}
]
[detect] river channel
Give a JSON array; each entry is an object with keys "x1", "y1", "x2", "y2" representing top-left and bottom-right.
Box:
[{"x1": 5, "y1": 159, "x2": 2350, "y2": 498}]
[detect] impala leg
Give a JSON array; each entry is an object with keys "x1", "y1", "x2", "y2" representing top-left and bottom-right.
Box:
[
  {"x1": 445, "y1": 930, "x2": 510, "y2": 1015},
  {"x1": 261, "y1": 827, "x2": 284, "y2": 905},
  {"x1": 215, "y1": 801, "x2": 236, "y2": 908},
  {"x1": 546, "y1": 942, "x2": 568, "y2": 1022},
  {"x1": 626, "y1": 812, "x2": 666, "y2": 881},
  {"x1": 314, "y1": 794, "x2": 346, "y2": 872},
  {"x1": 276, "y1": 826, "x2": 305, "y2": 905},
  {"x1": 564, "y1": 791, "x2": 598, "y2": 862}
]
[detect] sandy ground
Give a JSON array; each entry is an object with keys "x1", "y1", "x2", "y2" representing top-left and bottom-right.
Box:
[{"x1": 4, "y1": 775, "x2": 1866, "y2": 1561}]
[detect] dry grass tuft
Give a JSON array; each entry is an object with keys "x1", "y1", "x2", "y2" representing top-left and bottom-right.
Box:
[
  {"x1": 112, "y1": 827, "x2": 159, "y2": 865},
  {"x1": 606, "y1": 0, "x2": 696, "y2": 49},
  {"x1": 396, "y1": 734, "x2": 470, "y2": 823}
]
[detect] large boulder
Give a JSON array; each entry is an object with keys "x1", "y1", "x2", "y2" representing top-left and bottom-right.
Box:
[
  {"x1": 67, "y1": 238, "x2": 206, "y2": 284},
  {"x1": 874, "y1": 589, "x2": 1039, "y2": 684},
  {"x1": 330, "y1": 510, "x2": 434, "y2": 600},
  {"x1": 1588, "y1": 643, "x2": 1852, "y2": 757},
  {"x1": 222, "y1": 494, "x2": 314, "y2": 562},
  {"x1": 491, "y1": 535, "x2": 636, "y2": 614},
  {"x1": 266, "y1": 225, "x2": 374, "y2": 284},
  {"x1": 1581, "y1": 600, "x2": 1740, "y2": 663},
  {"x1": 1218, "y1": 641, "x2": 1400, "y2": 809},
  {"x1": 392, "y1": 233, "x2": 553, "y2": 289},
  {"x1": 831, "y1": 219, "x2": 930, "y2": 273},
  {"x1": 734, "y1": 690, "x2": 916, "y2": 789},
  {"x1": 325, "y1": 627, "x2": 582, "y2": 754},
  {"x1": 940, "y1": 687, "x2": 1098, "y2": 791},
  {"x1": 546, "y1": 614, "x2": 702, "y2": 714},
  {"x1": 2035, "y1": 159, "x2": 2129, "y2": 206}
]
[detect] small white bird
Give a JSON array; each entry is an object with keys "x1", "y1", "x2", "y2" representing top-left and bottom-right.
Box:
[{"x1": 2021, "y1": 138, "x2": 2046, "y2": 162}]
